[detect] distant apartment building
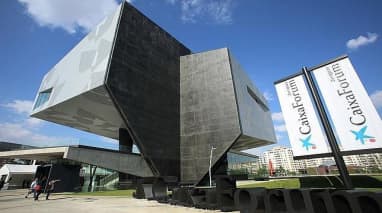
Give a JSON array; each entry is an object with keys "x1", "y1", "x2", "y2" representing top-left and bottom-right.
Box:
[
  {"x1": 260, "y1": 146, "x2": 304, "y2": 173},
  {"x1": 260, "y1": 146, "x2": 382, "y2": 174}
]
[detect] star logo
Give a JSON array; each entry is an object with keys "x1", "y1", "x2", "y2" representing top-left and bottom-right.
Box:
[
  {"x1": 350, "y1": 125, "x2": 375, "y2": 144},
  {"x1": 300, "y1": 135, "x2": 315, "y2": 151}
]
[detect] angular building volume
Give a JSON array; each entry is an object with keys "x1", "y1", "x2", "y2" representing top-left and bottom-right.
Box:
[{"x1": 31, "y1": 2, "x2": 276, "y2": 185}]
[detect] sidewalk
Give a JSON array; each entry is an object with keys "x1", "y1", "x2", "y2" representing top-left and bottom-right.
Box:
[{"x1": 0, "y1": 189, "x2": 227, "y2": 213}]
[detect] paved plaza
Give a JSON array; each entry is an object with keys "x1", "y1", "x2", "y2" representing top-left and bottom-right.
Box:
[{"x1": 0, "y1": 190, "x2": 228, "y2": 213}]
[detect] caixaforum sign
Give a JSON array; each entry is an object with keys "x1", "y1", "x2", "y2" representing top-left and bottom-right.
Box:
[
  {"x1": 275, "y1": 75, "x2": 330, "y2": 157},
  {"x1": 275, "y1": 56, "x2": 382, "y2": 158},
  {"x1": 313, "y1": 57, "x2": 382, "y2": 152}
]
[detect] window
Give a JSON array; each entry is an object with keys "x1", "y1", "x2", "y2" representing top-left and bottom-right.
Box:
[
  {"x1": 247, "y1": 86, "x2": 269, "y2": 111},
  {"x1": 33, "y1": 88, "x2": 52, "y2": 109}
]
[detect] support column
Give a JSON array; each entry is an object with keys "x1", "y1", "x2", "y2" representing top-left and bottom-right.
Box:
[
  {"x1": 119, "y1": 128, "x2": 133, "y2": 153},
  {"x1": 302, "y1": 67, "x2": 353, "y2": 189},
  {"x1": 119, "y1": 128, "x2": 134, "y2": 189}
]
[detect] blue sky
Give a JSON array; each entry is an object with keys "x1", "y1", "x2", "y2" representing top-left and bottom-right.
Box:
[{"x1": 0, "y1": 0, "x2": 381, "y2": 155}]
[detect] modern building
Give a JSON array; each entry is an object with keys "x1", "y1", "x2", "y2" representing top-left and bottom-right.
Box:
[
  {"x1": 0, "y1": 142, "x2": 35, "y2": 151},
  {"x1": 3, "y1": 2, "x2": 276, "y2": 186},
  {"x1": 0, "y1": 142, "x2": 35, "y2": 167},
  {"x1": 0, "y1": 164, "x2": 38, "y2": 190}
]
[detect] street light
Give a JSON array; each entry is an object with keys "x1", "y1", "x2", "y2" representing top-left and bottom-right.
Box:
[{"x1": 209, "y1": 145, "x2": 216, "y2": 187}]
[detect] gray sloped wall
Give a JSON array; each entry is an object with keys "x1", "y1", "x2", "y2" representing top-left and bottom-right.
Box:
[
  {"x1": 180, "y1": 48, "x2": 241, "y2": 183},
  {"x1": 229, "y1": 51, "x2": 276, "y2": 150}
]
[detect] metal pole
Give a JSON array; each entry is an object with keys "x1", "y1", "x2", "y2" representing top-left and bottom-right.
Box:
[
  {"x1": 209, "y1": 146, "x2": 216, "y2": 187},
  {"x1": 45, "y1": 164, "x2": 53, "y2": 193},
  {"x1": 302, "y1": 67, "x2": 353, "y2": 189}
]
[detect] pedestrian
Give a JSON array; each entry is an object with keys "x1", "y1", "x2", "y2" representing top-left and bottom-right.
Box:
[
  {"x1": 45, "y1": 179, "x2": 60, "y2": 200},
  {"x1": 25, "y1": 177, "x2": 37, "y2": 198},
  {"x1": 0, "y1": 179, "x2": 4, "y2": 190},
  {"x1": 34, "y1": 176, "x2": 47, "y2": 201}
]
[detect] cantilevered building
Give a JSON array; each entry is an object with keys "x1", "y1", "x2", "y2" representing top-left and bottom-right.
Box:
[{"x1": 30, "y1": 2, "x2": 276, "y2": 185}]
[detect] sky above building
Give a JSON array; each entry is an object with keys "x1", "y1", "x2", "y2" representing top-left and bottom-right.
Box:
[{"x1": 0, "y1": 0, "x2": 381, "y2": 155}]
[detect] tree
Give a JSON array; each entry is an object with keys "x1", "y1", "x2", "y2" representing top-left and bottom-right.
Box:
[
  {"x1": 256, "y1": 166, "x2": 268, "y2": 177},
  {"x1": 276, "y1": 166, "x2": 286, "y2": 176},
  {"x1": 228, "y1": 168, "x2": 248, "y2": 175}
]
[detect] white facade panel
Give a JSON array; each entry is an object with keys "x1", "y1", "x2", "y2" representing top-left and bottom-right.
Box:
[
  {"x1": 275, "y1": 75, "x2": 330, "y2": 157},
  {"x1": 31, "y1": 4, "x2": 122, "y2": 113},
  {"x1": 312, "y1": 57, "x2": 382, "y2": 151}
]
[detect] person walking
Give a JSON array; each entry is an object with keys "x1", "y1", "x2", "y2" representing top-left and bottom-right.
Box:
[
  {"x1": 25, "y1": 177, "x2": 37, "y2": 198},
  {"x1": 45, "y1": 179, "x2": 60, "y2": 200},
  {"x1": 34, "y1": 176, "x2": 47, "y2": 201},
  {"x1": 0, "y1": 179, "x2": 4, "y2": 190}
]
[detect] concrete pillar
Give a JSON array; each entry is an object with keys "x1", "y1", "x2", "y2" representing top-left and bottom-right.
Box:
[
  {"x1": 119, "y1": 128, "x2": 133, "y2": 153},
  {"x1": 119, "y1": 128, "x2": 134, "y2": 189}
]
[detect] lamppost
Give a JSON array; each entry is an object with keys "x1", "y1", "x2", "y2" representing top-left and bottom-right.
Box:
[{"x1": 209, "y1": 145, "x2": 216, "y2": 187}]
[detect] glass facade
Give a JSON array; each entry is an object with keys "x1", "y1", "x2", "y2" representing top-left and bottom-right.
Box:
[
  {"x1": 80, "y1": 164, "x2": 119, "y2": 192},
  {"x1": 47, "y1": 159, "x2": 120, "y2": 192},
  {"x1": 33, "y1": 88, "x2": 52, "y2": 109},
  {"x1": 227, "y1": 151, "x2": 260, "y2": 175},
  {"x1": 228, "y1": 151, "x2": 258, "y2": 164}
]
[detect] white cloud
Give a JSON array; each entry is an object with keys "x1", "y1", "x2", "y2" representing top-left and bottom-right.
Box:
[
  {"x1": 271, "y1": 112, "x2": 284, "y2": 123},
  {"x1": 0, "y1": 99, "x2": 75, "y2": 147},
  {"x1": 346, "y1": 32, "x2": 378, "y2": 50},
  {"x1": 276, "y1": 134, "x2": 283, "y2": 141},
  {"x1": 2, "y1": 100, "x2": 44, "y2": 127},
  {"x1": 272, "y1": 112, "x2": 287, "y2": 135},
  {"x1": 263, "y1": 91, "x2": 274, "y2": 102},
  {"x1": 171, "y1": 0, "x2": 233, "y2": 24},
  {"x1": 274, "y1": 124, "x2": 287, "y2": 133},
  {"x1": 371, "y1": 90, "x2": 382, "y2": 109},
  {"x1": 17, "y1": 0, "x2": 119, "y2": 34},
  {"x1": 0, "y1": 122, "x2": 77, "y2": 147},
  {"x1": 205, "y1": 0, "x2": 233, "y2": 24},
  {"x1": 99, "y1": 136, "x2": 118, "y2": 145},
  {"x1": 25, "y1": 117, "x2": 44, "y2": 128},
  {"x1": 2, "y1": 100, "x2": 34, "y2": 114}
]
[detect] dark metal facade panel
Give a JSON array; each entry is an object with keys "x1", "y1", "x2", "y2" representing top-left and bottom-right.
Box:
[
  {"x1": 106, "y1": 3, "x2": 191, "y2": 179},
  {"x1": 228, "y1": 52, "x2": 276, "y2": 150},
  {"x1": 180, "y1": 48, "x2": 241, "y2": 183}
]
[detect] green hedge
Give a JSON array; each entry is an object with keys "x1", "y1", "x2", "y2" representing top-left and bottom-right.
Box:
[
  {"x1": 299, "y1": 175, "x2": 382, "y2": 188},
  {"x1": 239, "y1": 175, "x2": 382, "y2": 189}
]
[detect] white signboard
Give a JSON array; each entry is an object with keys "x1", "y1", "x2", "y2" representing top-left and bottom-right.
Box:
[
  {"x1": 275, "y1": 75, "x2": 330, "y2": 156},
  {"x1": 313, "y1": 57, "x2": 382, "y2": 151}
]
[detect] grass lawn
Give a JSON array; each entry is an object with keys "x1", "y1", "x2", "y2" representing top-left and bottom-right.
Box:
[
  {"x1": 372, "y1": 175, "x2": 382, "y2": 182},
  {"x1": 72, "y1": 189, "x2": 135, "y2": 197},
  {"x1": 66, "y1": 175, "x2": 382, "y2": 196},
  {"x1": 239, "y1": 179, "x2": 300, "y2": 189},
  {"x1": 239, "y1": 175, "x2": 382, "y2": 191}
]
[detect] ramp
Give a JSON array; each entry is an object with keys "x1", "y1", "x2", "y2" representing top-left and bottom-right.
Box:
[{"x1": 0, "y1": 145, "x2": 153, "y2": 177}]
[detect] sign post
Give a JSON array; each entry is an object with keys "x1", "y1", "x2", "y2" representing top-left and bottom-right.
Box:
[
  {"x1": 302, "y1": 66, "x2": 353, "y2": 189},
  {"x1": 275, "y1": 55, "x2": 382, "y2": 189}
]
